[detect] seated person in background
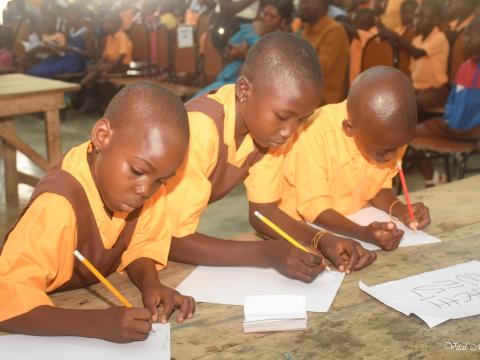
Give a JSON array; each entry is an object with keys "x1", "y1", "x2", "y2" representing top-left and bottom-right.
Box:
[
  {"x1": 28, "y1": 3, "x2": 96, "y2": 79},
  {"x1": 0, "y1": 27, "x2": 13, "y2": 72},
  {"x1": 0, "y1": 83, "x2": 195, "y2": 343},
  {"x1": 118, "y1": 0, "x2": 139, "y2": 31},
  {"x1": 415, "y1": 17, "x2": 480, "y2": 186},
  {"x1": 298, "y1": 0, "x2": 349, "y2": 104},
  {"x1": 196, "y1": 0, "x2": 293, "y2": 96},
  {"x1": 394, "y1": 0, "x2": 417, "y2": 35},
  {"x1": 279, "y1": 66, "x2": 431, "y2": 252},
  {"x1": 381, "y1": 0, "x2": 450, "y2": 115},
  {"x1": 349, "y1": 8, "x2": 378, "y2": 85},
  {"x1": 448, "y1": 0, "x2": 477, "y2": 34},
  {"x1": 79, "y1": 12, "x2": 132, "y2": 111}
]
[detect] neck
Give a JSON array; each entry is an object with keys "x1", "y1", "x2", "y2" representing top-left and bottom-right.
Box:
[
  {"x1": 87, "y1": 150, "x2": 113, "y2": 217},
  {"x1": 421, "y1": 25, "x2": 434, "y2": 39}
]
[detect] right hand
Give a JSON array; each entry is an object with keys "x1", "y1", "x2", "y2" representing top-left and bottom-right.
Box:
[
  {"x1": 96, "y1": 307, "x2": 152, "y2": 343},
  {"x1": 263, "y1": 239, "x2": 325, "y2": 283},
  {"x1": 362, "y1": 221, "x2": 404, "y2": 251}
]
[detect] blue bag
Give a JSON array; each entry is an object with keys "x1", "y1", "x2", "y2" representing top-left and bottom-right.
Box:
[{"x1": 445, "y1": 63, "x2": 480, "y2": 131}]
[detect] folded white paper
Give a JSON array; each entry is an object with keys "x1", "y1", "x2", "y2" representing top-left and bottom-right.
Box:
[
  {"x1": 360, "y1": 260, "x2": 480, "y2": 327},
  {"x1": 243, "y1": 295, "x2": 307, "y2": 333},
  {"x1": 310, "y1": 207, "x2": 440, "y2": 251},
  {"x1": 176, "y1": 266, "x2": 345, "y2": 312},
  {"x1": 0, "y1": 323, "x2": 170, "y2": 360}
]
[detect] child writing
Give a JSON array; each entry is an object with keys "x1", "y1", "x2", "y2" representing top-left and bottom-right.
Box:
[
  {"x1": 278, "y1": 66, "x2": 431, "y2": 251},
  {"x1": 0, "y1": 82, "x2": 194, "y2": 343},
  {"x1": 166, "y1": 32, "x2": 376, "y2": 283}
]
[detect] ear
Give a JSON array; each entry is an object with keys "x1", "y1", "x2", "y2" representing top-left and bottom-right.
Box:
[
  {"x1": 342, "y1": 119, "x2": 355, "y2": 138},
  {"x1": 235, "y1": 75, "x2": 252, "y2": 104},
  {"x1": 91, "y1": 118, "x2": 113, "y2": 151}
]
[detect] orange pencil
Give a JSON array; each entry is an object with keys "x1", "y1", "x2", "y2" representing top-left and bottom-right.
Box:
[
  {"x1": 396, "y1": 160, "x2": 417, "y2": 231},
  {"x1": 74, "y1": 250, "x2": 133, "y2": 307}
]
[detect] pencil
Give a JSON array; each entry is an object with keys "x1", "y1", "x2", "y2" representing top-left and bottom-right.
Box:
[
  {"x1": 73, "y1": 250, "x2": 133, "y2": 307},
  {"x1": 396, "y1": 160, "x2": 417, "y2": 231},
  {"x1": 254, "y1": 211, "x2": 331, "y2": 271}
]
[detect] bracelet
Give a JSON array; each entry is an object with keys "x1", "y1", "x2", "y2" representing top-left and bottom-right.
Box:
[
  {"x1": 388, "y1": 199, "x2": 402, "y2": 221},
  {"x1": 311, "y1": 230, "x2": 328, "y2": 249}
]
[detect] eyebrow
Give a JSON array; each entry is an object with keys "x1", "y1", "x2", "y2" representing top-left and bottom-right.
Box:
[{"x1": 133, "y1": 156, "x2": 155, "y2": 171}]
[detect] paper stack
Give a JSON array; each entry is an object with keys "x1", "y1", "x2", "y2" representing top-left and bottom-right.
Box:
[{"x1": 243, "y1": 295, "x2": 307, "y2": 333}]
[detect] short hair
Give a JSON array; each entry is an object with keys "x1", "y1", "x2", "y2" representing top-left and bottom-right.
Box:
[
  {"x1": 260, "y1": 0, "x2": 294, "y2": 20},
  {"x1": 401, "y1": 0, "x2": 418, "y2": 11},
  {"x1": 104, "y1": 82, "x2": 189, "y2": 143},
  {"x1": 241, "y1": 31, "x2": 323, "y2": 92},
  {"x1": 421, "y1": 0, "x2": 444, "y2": 18},
  {"x1": 354, "y1": 8, "x2": 376, "y2": 30}
]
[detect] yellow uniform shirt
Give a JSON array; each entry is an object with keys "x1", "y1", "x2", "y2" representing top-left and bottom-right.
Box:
[
  {"x1": 278, "y1": 102, "x2": 404, "y2": 223},
  {"x1": 0, "y1": 141, "x2": 171, "y2": 322},
  {"x1": 410, "y1": 27, "x2": 450, "y2": 90},
  {"x1": 166, "y1": 84, "x2": 285, "y2": 238},
  {"x1": 349, "y1": 27, "x2": 379, "y2": 85}
]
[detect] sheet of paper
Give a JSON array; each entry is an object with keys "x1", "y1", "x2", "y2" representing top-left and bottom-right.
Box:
[
  {"x1": 310, "y1": 207, "x2": 440, "y2": 251},
  {"x1": 0, "y1": 323, "x2": 170, "y2": 360},
  {"x1": 177, "y1": 25, "x2": 194, "y2": 48},
  {"x1": 360, "y1": 260, "x2": 480, "y2": 327},
  {"x1": 243, "y1": 295, "x2": 307, "y2": 333},
  {"x1": 176, "y1": 266, "x2": 345, "y2": 312}
]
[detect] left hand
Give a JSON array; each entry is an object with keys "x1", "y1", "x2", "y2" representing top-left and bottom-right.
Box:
[
  {"x1": 394, "y1": 202, "x2": 431, "y2": 230},
  {"x1": 142, "y1": 284, "x2": 195, "y2": 324}
]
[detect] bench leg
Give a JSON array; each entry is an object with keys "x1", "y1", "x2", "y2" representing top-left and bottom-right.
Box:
[
  {"x1": 443, "y1": 155, "x2": 452, "y2": 182},
  {"x1": 2, "y1": 119, "x2": 19, "y2": 202},
  {"x1": 44, "y1": 109, "x2": 61, "y2": 166}
]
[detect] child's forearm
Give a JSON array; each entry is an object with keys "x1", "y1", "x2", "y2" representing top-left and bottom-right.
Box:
[
  {"x1": 169, "y1": 233, "x2": 271, "y2": 268},
  {"x1": 126, "y1": 257, "x2": 161, "y2": 293},
  {"x1": 249, "y1": 202, "x2": 317, "y2": 245},
  {"x1": 370, "y1": 188, "x2": 407, "y2": 218},
  {"x1": 314, "y1": 209, "x2": 367, "y2": 241}
]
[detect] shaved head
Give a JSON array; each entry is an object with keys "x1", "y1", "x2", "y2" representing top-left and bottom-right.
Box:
[
  {"x1": 240, "y1": 31, "x2": 323, "y2": 94},
  {"x1": 347, "y1": 66, "x2": 417, "y2": 134},
  {"x1": 104, "y1": 81, "x2": 189, "y2": 145}
]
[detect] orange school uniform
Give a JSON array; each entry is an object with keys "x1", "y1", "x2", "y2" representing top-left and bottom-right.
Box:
[
  {"x1": 410, "y1": 27, "x2": 449, "y2": 90},
  {"x1": 349, "y1": 26, "x2": 379, "y2": 85},
  {"x1": 278, "y1": 102, "x2": 405, "y2": 223},
  {"x1": 166, "y1": 85, "x2": 285, "y2": 238},
  {"x1": 103, "y1": 30, "x2": 132, "y2": 65},
  {"x1": 0, "y1": 141, "x2": 171, "y2": 322}
]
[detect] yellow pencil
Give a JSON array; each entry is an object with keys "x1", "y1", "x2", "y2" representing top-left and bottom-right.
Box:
[
  {"x1": 254, "y1": 211, "x2": 331, "y2": 271},
  {"x1": 73, "y1": 250, "x2": 133, "y2": 307}
]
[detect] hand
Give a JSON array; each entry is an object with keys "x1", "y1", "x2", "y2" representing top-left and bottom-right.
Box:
[
  {"x1": 394, "y1": 202, "x2": 431, "y2": 230},
  {"x1": 142, "y1": 284, "x2": 195, "y2": 324},
  {"x1": 318, "y1": 235, "x2": 377, "y2": 274},
  {"x1": 362, "y1": 221, "x2": 404, "y2": 251},
  {"x1": 223, "y1": 41, "x2": 248, "y2": 61},
  {"x1": 263, "y1": 239, "x2": 325, "y2": 283},
  {"x1": 95, "y1": 307, "x2": 152, "y2": 343}
]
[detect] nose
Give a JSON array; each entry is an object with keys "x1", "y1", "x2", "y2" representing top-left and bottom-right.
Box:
[
  {"x1": 383, "y1": 150, "x2": 397, "y2": 163},
  {"x1": 135, "y1": 180, "x2": 158, "y2": 199},
  {"x1": 279, "y1": 119, "x2": 298, "y2": 140}
]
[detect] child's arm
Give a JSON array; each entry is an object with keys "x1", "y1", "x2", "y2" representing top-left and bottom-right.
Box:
[
  {"x1": 314, "y1": 208, "x2": 404, "y2": 251},
  {"x1": 371, "y1": 188, "x2": 431, "y2": 230},
  {"x1": 0, "y1": 306, "x2": 152, "y2": 343},
  {"x1": 249, "y1": 202, "x2": 377, "y2": 272},
  {"x1": 379, "y1": 27, "x2": 427, "y2": 59},
  {"x1": 126, "y1": 257, "x2": 195, "y2": 323},
  {"x1": 169, "y1": 232, "x2": 325, "y2": 283}
]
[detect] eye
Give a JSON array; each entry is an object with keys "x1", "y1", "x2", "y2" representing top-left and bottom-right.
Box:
[
  {"x1": 130, "y1": 166, "x2": 144, "y2": 176},
  {"x1": 275, "y1": 112, "x2": 288, "y2": 121}
]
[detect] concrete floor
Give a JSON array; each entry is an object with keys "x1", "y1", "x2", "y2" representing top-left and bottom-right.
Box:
[{"x1": 0, "y1": 109, "x2": 478, "y2": 240}]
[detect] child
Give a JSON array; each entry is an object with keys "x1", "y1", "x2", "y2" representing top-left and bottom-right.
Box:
[
  {"x1": 278, "y1": 66, "x2": 431, "y2": 251},
  {"x1": 394, "y1": 0, "x2": 418, "y2": 35},
  {"x1": 448, "y1": 0, "x2": 477, "y2": 33},
  {"x1": 166, "y1": 32, "x2": 376, "y2": 283},
  {"x1": 349, "y1": 8, "x2": 378, "y2": 84},
  {"x1": 415, "y1": 17, "x2": 480, "y2": 185},
  {"x1": 381, "y1": 0, "x2": 450, "y2": 114},
  {"x1": 0, "y1": 83, "x2": 194, "y2": 343}
]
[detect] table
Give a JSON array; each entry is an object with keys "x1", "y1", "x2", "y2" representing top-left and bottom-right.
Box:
[
  {"x1": 0, "y1": 74, "x2": 80, "y2": 202},
  {"x1": 108, "y1": 76, "x2": 200, "y2": 99},
  {"x1": 3, "y1": 176, "x2": 480, "y2": 359}
]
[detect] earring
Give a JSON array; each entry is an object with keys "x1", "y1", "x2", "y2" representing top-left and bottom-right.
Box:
[
  {"x1": 240, "y1": 97, "x2": 246, "y2": 104},
  {"x1": 95, "y1": 146, "x2": 101, "y2": 153}
]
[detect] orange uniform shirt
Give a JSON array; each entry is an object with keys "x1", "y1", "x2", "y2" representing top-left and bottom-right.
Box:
[
  {"x1": 0, "y1": 141, "x2": 171, "y2": 322},
  {"x1": 103, "y1": 30, "x2": 132, "y2": 65},
  {"x1": 349, "y1": 26, "x2": 379, "y2": 85},
  {"x1": 301, "y1": 16, "x2": 349, "y2": 104},
  {"x1": 278, "y1": 102, "x2": 405, "y2": 223},
  {"x1": 166, "y1": 85, "x2": 285, "y2": 238},
  {"x1": 410, "y1": 27, "x2": 450, "y2": 90}
]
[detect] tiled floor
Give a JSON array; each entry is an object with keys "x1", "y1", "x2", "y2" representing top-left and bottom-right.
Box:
[{"x1": 0, "y1": 110, "x2": 478, "y2": 240}]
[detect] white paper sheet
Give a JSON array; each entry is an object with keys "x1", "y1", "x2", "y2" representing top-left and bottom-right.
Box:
[
  {"x1": 177, "y1": 25, "x2": 194, "y2": 48},
  {"x1": 0, "y1": 323, "x2": 170, "y2": 360},
  {"x1": 360, "y1": 260, "x2": 480, "y2": 327},
  {"x1": 310, "y1": 207, "x2": 441, "y2": 251},
  {"x1": 176, "y1": 266, "x2": 345, "y2": 312}
]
